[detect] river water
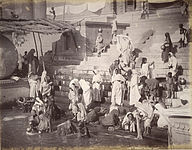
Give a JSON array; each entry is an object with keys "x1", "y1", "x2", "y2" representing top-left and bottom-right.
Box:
[{"x1": 1, "y1": 96, "x2": 168, "y2": 149}]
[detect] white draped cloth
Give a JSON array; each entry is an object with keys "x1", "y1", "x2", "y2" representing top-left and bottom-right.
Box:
[
  {"x1": 28, "y1": 79, "x2": 38, "y2": 98},
  {"x1": 116, "y1": 35, "x2": 134, "y2": 66},
  {"x1": 168, "y1": 55, "x2": 178, "y2": 76},
  {"x1": 68, "y1": 79, "x2": 79, "y2": 115},
  {"x1": 77, "y1": 103, "x2": 87, "y2": 122},
  {"x1": 111, "y1": 74, "x2": 125, "y2": 106},
  {"x1": 154, "y1": 103, "x2": 191, "y2": 128},
  {"x1": 130, "y1": 72, "x2": 141, "y2": 105},
  {"x1": 79, "y1": 79, "x2": 92, "y2": 109}
]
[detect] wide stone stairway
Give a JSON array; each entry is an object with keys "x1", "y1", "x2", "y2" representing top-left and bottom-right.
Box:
[{"x1": 50, "y1": 6, "x2": 191, "y2": 97}]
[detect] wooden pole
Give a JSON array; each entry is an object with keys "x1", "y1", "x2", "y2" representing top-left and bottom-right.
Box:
[
  {"x1": 32, "y1": 32, "x2": 39, "y2": 59},
  {"x1": 38, "y1": 33, "x2": 45, "y2": 71}
]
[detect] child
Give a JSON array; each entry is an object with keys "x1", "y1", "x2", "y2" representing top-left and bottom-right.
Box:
[
  {"x1": 122, "y1": 112, "x2": 136, "y2": 132},
  {"x1": 166, "y1": 72, "x2": 176, "y2": 98},
  {"x1": 140, "y1": 57, "x2": 154, "y2": 79}
]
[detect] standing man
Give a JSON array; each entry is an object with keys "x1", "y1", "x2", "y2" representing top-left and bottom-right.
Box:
[
  {"x1": 27, "y1": 49, "x2": 39, "y2": 75},
  {"x1": 50, "y1": 7, "x2": 56, "y2": 20},
  {"x1": 179, "y1": 24, "x2": 188, "y2": 48}
]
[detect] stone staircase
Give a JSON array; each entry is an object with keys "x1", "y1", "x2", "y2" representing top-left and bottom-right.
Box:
[
  {"x1": 117, "y1": 8, "x2": 190, "y2": 80},
  {"x1": 48, "y1": 6, "x2": 191, "y2": 97}
]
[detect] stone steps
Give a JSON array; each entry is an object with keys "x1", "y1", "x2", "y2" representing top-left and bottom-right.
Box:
[{"x1": 50, "y1": 6, "x2": 191, "y2": 87}]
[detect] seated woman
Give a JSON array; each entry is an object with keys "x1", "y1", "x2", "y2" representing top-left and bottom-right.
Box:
[
  {"x1": 95, "y1": 28, "x2": 105, "y2": 57},
  {"x1": 38, "y1": 111, "x2": 51, "y2": 133},
  {"x1": 135, "y1": 97, "x2": 155, "y2": 137},
  {"x1": 122, "y1": 112, "x2": 136, "y2": 132}
]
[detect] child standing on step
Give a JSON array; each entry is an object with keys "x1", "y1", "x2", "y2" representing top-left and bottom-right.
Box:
[{"x1": 166, "y1": 72, "x2": 176, "y2": 99}]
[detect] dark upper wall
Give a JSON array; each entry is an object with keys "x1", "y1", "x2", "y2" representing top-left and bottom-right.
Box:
[{"x1": 1, "y1": 0, "x2": 46, "y2": 19}]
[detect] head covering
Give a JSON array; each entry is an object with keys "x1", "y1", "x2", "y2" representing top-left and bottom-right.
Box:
[{"x1": 69, "y1": 78, "x2": 79, "y2": 88}]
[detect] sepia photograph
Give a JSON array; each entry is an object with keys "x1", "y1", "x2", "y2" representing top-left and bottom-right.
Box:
[{"x1": 0, "y1": 0, "x2": 192, "y2": 149}]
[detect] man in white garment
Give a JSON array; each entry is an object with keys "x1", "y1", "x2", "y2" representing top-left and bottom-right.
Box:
[
  {"x1": 168, "y1": 52, "x2": 178, "y2": 77},
  {"x1": 111, "y1": 74, "x2": 125, "y2": 107},
  {"x1": 79, "y1": 79, "x2": 92, "y2": 109},
  {"x1": 116, "y1": 34, "x2": 134, "y2": 67}
]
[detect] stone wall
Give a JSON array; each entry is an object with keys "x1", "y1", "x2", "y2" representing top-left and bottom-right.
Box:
[
  {"x1": 168, "y1": 116, "x2": 192, "y2": 148},
  {"x1": 85, "y1": 21, "x2": 129, "y2": 54}
]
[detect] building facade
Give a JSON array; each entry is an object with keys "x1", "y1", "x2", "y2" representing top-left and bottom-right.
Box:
[{"x1": 1, "y1": 0, "x2": 46, "y2": 19}]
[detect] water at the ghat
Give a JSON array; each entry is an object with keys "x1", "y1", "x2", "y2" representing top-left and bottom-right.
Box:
[{"x1": 1, "y1": 96, "x2": 168, "y2": 148}]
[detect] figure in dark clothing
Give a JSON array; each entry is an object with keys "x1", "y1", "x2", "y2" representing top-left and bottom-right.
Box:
[
  {"x1": 161, "y1": 32, "x2": 173, "y2": 63},
  {"x1": 22, "y1": 51, "x2": 29, "y2": 77},
  {"x1": 161, "y1": 43, "x2": 170, "y2": 63},
  {"x1": 50, "y1": 7, "x2": 56, "y2": 20},
  {"x1": 165, "y1": 32, "x2": 173, "y2": 49},
  {"x1": 27, "y1": 49, "x2": 39, "y2": 75},
  {"x1": 166, "y1": 72, "x2": 176, "y2": 99},
  {"x1": 179, "y1": 24, "x2": 188, "y2": 48}
]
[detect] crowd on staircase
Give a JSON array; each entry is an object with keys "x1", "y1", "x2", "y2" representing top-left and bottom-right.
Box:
[{"x1": 13, "y1": 2, "x2": 191, "y2": 140}]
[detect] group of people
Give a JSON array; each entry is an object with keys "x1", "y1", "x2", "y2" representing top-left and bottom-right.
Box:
[
  {"x1": 16, "y1": 49, "x2": 39, "y2": 78},
  {"x1": 67, "y1": 67, "x2": 156, "y2": 139},
  {"x1": 90, "y1": 22, "x2": 189, "y2": 139},
  {"x1": 68, "y1": 71, "x2": 103, "y2": 122},
  {"x1": 26, "y1": 70, "x2": 61, "y2": 134}
]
